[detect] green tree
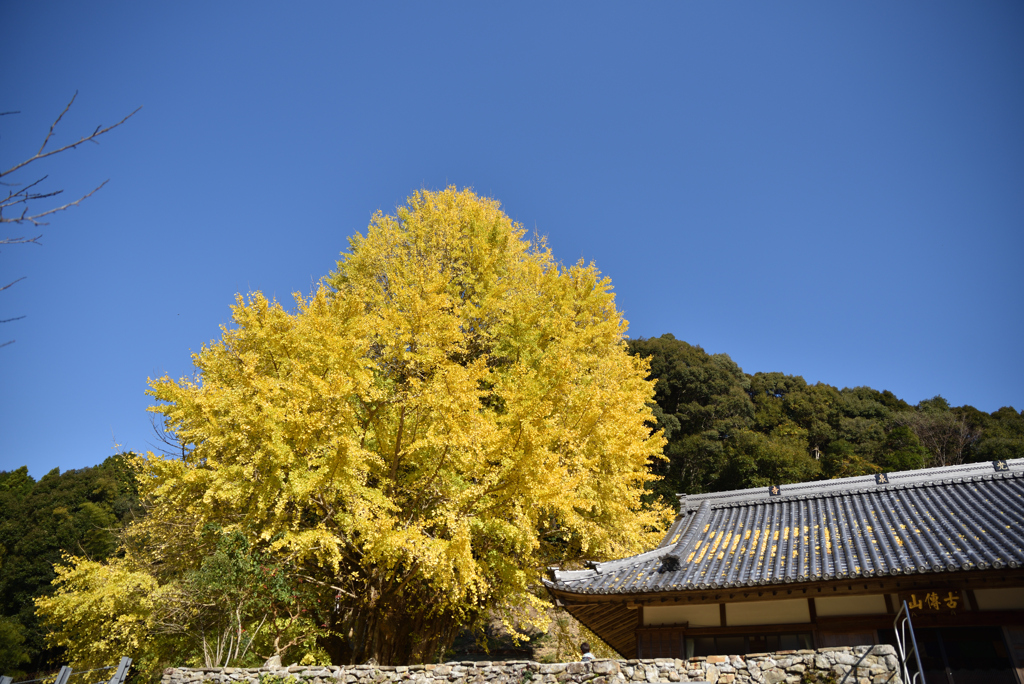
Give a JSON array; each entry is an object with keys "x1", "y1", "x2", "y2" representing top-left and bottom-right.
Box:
[
  {"x1": 877, "y1": 425, "x2": 928, "y2": 472},
  {"x1": 961, "y1": 405, "x2": 1024, "y2": 462},
  {"x1": 627, "y1": 335, "x2": 753, "y2": 497},
  {"x1": 898, "y1": 396, "x2": 980, "y2": 467},
  {"x1": 0, "y1": 455, "x2": 139, "y2": 674},
  {"x1": 819, "y1": 439, "x2": 878, "y2": 479},
  {"x1": 39, "y1": 188, "x2": 669, "y2": 670},
  {"x1": 147, "y1": 529, "x2": 315, "y2": 667},
  {"x1": 833, "y1": 387, "x2": 908, "y2": 462},
  {"x1": 0, "y1": 615, "x2": 30, "y2": 678}
]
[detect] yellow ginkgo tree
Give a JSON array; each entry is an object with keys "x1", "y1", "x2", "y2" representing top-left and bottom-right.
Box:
[{"x1": 40, "y1": 187, "x2": 669, "y2": 667}]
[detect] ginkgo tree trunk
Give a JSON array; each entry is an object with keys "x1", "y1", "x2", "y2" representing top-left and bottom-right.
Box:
[{"x1": 42, "y1": 187, "x2": 669, "y2": 667}]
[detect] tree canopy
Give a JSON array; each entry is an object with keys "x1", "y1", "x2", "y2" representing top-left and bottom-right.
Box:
[
  {"x1": 630, "y1": 333, "x2": 1024, "y2": 501},
  {"x1": 38, "y1": 188, "x2": 669, "y2": 671},
  {"x1": 0, "y1": 455, "x2": 139, "y2": 677}
]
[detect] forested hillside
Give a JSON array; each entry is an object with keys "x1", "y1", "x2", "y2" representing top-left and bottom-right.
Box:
[
  {"x1": 0, "y1": 455, "x2": 140, "y2": 677},
  {"x1": 2, "y1": 335, "x2": 1022, "y2": 672},
  {"x1": 630, "y1": 334, "x2": 1024, "y2": 504}
]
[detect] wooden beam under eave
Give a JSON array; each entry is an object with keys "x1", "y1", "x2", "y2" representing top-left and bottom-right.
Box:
[{"x1": 564, "y1": 602, "x2": 637, "y2": 658}]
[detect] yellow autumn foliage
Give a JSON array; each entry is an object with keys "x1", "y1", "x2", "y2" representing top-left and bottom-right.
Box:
[
  {"x1": 42, "y1": 187, "x2": 669, "y2": 667},
  {"x1": 36, "y1": 555, "x2": 158, "y2": 671}
]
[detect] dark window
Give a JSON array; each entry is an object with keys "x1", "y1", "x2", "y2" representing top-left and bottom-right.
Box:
[
  {"x1": 878, "y1": 627, "x2": 1014, "y2": 684},
  {"x1": 683, "y1": 633, "x2": 813, "y2": 657}
]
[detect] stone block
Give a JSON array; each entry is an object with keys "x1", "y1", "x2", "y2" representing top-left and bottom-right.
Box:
[
  {"x1": 593, "y1": 663, "x2": 617, "y2": 676},
  {"x1": 707, "y1": 658, "x2": 727, "y2": 665},
  {"x1": 785, "y1": 665, "x2": 805, "y2": 674},
  {"x1": 762, "y1": 670, "x2": 787, "y2": 684}
]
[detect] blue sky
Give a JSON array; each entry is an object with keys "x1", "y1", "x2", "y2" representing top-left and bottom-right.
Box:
[{"x1": 2, "y1": 2, "x2": 1022, "y2": 478}]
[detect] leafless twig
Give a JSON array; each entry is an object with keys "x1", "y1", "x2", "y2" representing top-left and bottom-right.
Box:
[
  {"x1": 2, "y1": 92, "x2": 141, "y2": 179},
  {"x1": 2, "y1": 93, "x2": 139, "y2": 344},
  {"x1": 1, "y1": 91, "x2": 138, "y2": 227}
]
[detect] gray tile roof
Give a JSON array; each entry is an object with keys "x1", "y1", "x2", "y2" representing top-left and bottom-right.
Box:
[{"x1": 546, "y1": 459, "x2": 1024, "y2": 595}]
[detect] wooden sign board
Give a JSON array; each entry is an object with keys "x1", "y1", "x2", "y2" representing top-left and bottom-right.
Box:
[{"x1": 899, "y1": 590, "x2": 963, "y2": 613}]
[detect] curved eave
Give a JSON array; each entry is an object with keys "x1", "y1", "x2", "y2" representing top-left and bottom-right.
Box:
[{"x1": 546, "y1": 566, "x2": 1024, "y2": 607}]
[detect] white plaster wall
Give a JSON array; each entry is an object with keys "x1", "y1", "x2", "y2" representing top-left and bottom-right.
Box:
[
  {"x1": 815, "y1": 594, "x2": 887, "y2": 616},
  {"x1": 726, "y1": 598, "x2": 810, "y2": 626},
  {"x1": 643, "y1": 603, "x2": 721, "y2": 627},
  {"x1": 974, "y1": 588, "x2": 1024, "y2": 611}
]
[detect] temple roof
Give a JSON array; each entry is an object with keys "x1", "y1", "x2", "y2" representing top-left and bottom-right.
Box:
[{"x1": 545, "y1": 459, "x2": 1024, "y2": 596}]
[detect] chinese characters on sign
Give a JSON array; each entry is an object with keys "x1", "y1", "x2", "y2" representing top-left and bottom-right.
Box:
[
  {"x1": 993, "y1": 460, "x2": 1010, "y2": 472},
  {"x1": 901, "y1": 590, "x2": 962, "y2": 613},
  {"x1": 768, "y1": 485, "x2": 782, "y2": 497},
  {"x1": 875, "y1": 473, "x2": 889, "y2": 485}
]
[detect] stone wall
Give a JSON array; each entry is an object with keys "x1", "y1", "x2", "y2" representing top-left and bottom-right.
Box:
[{"x1": 162, "y1": 646, "x2": 901, "y2": 684}]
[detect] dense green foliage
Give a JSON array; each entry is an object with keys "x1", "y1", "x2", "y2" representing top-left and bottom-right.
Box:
[
  {"x1": 0, "y1": 454, "x2": 139, "y2": 676},
  {"x1": 629, "y1": 334, "x2": 1024, "y2": 503},
  {"x1": 4, "y1": 333, "x2": 1023, "y2": 673}
]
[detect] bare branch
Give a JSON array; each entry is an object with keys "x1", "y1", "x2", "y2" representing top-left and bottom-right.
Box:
[
  {"x1": 38, "y1": 91, "x2": 77, "y2": 156},
  {"x1": 2, "y1": 97, "x2": 141, "y2": 179},
  {"x1": 3, "y1": 174, "x2": 58, "y2": 203},
  {"x1": 1, "y1": 180, "x2": 108, "y2": 226},
  {"x1": 2, "y1": 94, "x2": 138, "y2": 347},
  {"x1": 1, "y1": 277, "x2": 26, "y2": 292}
]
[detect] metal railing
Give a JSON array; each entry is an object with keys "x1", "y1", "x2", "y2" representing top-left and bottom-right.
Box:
[
  {"x1": 1, "y1": 657, "x2": 131, "y2": 684},
  {"x1": 893, "y1": 600, "x2": 925, "y2": 684}
]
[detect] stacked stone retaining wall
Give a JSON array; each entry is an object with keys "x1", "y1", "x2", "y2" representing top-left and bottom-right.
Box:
[{"x1": 162, "y1": 645, "x2": 900, "y2": 684}]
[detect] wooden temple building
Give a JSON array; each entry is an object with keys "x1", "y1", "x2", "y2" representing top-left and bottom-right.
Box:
[{"x1": 544, "y1": 459, "x2": 1024, "y2": 683}]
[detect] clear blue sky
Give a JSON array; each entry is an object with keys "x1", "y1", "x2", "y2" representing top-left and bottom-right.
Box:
[{"x1": 2, "y1": 3, "x2": 1022, "y2": 478}]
